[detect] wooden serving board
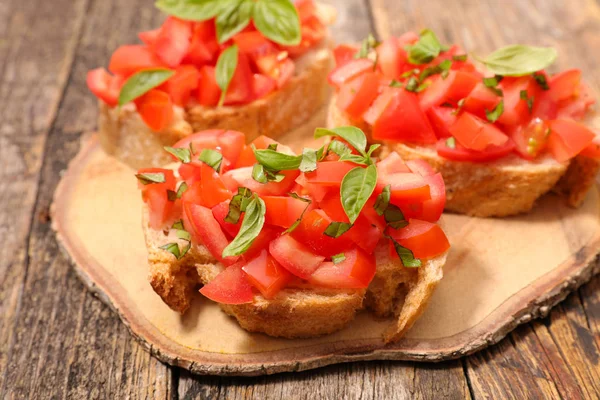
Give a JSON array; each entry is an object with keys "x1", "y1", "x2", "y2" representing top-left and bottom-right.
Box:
[{"x1": 52, "y1": 130, "x2": 600, "y2": 376}]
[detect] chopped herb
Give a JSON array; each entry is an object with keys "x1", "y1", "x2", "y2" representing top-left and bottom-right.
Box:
[
  {"x1": 532, "y1": 72, "x2": 549, "y2": 90},
  {"x1": 520, "y1": 90, "x2": 534, "y2": 113},
  {"x1": 173, "y1": 220, "x2": 185, "y2": 230},
  {"x1": 452, "y1": 54, "x2": 468, "y2": 62},
  {"x1": 225, "y1": 187, "x2": 253, "y2": 224},
  {"x1": 324, "y1": 222, "x2": 353, "y2": 238},
  {"x1": 159, "y1": 243, "x2": 186, "y2": 260},
  {"x1": 474, "y1": 44, "x2": 557, "y2": 76},
  {"x1": 267, "y1": 143, "x2": 278, "y2": 151},
  {"x1": 416, "y1": 81, "x2": 431, "y2": 92},
  {"x1": 176, "y1": 229, "x2": 191, "y2": 241},
  {"x1": 299, "y1": 148, "x2": 319, "y2": 173},
  {"x1": 482, "y1": 76, "x2": 504, "y2": 96},
  {"x1": 159, "y1": 220, "x2": 192, "y2": 260},
  {"x1": 176, "y1": 182, "x2": 188, "y2": 198},
  {"x1": 328, "y1": 140, "x2": 352, "y2": 157},
  {"x1": 390, "y1": 80, "x2": 402, "y2": 88},
  {"x1": 405, "y1": 29, "x2": 448, "y2": 65},
  {"x1": 384, "y1": 204, "x2": 407, "y2": 229},
  {"x1": 388, "y1": 236, "x2": 422, "y2": 267},
  {"x1": 446, "y1": 137, "x2": 456, "y2": 149},
  {"x1": 222, "y1": 195, "x2": 266, "y2": 257},
  {"x1": 355, "y1": 33, "x2": 380, "y2": 59},
  {"x1": 405, "y1": 76, "x2": 419, "y2": 92},
  {"x1": 167, "y1": 190, "x2": 177, "y2": 202},
  {"x1": 485, "y1": 99, "x2": 504, "y2": 122},
  {"x1": 374, "y1": 185, "x2": 391, "y2": 216},
  {"x1": 135, "y1": 172, "x2": 165, "y2": 185},
  {"x1": 254, "y1": 148, "x2": 302, "y2": 170},
  {"x1": 332, "y1": 253, "x2": 346, "y2": 265},
  {"x1": 419, "y1": 59, "x2": 452, "y2": 81},
  {"x1": 401, "y1": 69, "x2": 420, "y2": 78},
  {"x1": 199, "y1": 148, "x2": 223, "y2": 171},
  {"x1": 164, "y1": 146, "x2": 192, "y2": 163},
  {"x1": 252, "y1": 163, "x2": 268, "y2": 183}
]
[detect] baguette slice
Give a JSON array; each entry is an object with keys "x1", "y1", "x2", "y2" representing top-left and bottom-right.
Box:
[
  {"x1": 328, "y1": 95, "x2": 599, "y2": 217},
  {"x1": 143, "y1": 207, "x2": 447, "y2": 342}
]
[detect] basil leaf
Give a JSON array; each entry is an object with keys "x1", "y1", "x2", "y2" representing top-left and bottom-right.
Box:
[
  {"x1": 159, "y1": 243, "x2": 183, "y2": 259},
  {"x1": 340, "y1": 165, "x2": 377, "y2": 224},
  {"x1": 176, "y1": 182, "x2": 188, "y2": 198},
  {"x1": 254, "y1": 149, "x2": 302, "y2": 170},
  {"x1": 283, "y1": 193, "x2": 312, "y2": 234},
  {"x1": 314, "y1": 126, "x2": 368, "y2": 156},
  {"x1": 401, "y1": 69, "x2": 419, "y2": 78},
  {"x1": 355, "y1": 34, "x2": 379, "y2": 59},
  {"x1": 216, "y1": 45, "x2": 239, "y2": 107},
  {"x1": 446, "y1": 137, "x2": 456, "y2": 149},
  {"x1": 267, "y1": 143, "x2": 278, "y2": 151},
  {"x1": 385, "y1": 204, "x2": 408, "y2": 229},
  {"x1": 164, "y1": 146, "x2": 192, "y2": 163},
  {"x1": 225, "y1": 187, "x2": 253, "y2": 224},
  {"x1": 406, "y1": 29, "x2": 448, "y2": 65},
  {"x1": 155, "y1": 0, "x2": 222, "y2": 21},
  {"x1": 167, "y1": 190, "x2": 178, "y2": 202},
  {"x1": 222, "y1": 195, "x2": 266, "y2": 257},
  {"x1": 366, "y1": 144, "x2": 381, "y2": 158},
  {"x1": 405, "y1": 76, "x2": 419, "y2": 92},
  {"x1": 324, "y1": 222, "x2": 353, "y2": 238},
  {"x1": 328, "y1": 140, "x2": 352, "y2": 157},
  {"x1": 177, "y1": 229, "x2": 191, "y2": 241},
  {"x1": 388, "y1": 236, "x2": 421, "y2": 268},
  {"x1": 373, "y1": 185, "x2": 391, "y2": 216},
  {"x1": 173, "y1": 220, "x2": 185, "y2": 230},
  {"x1": 452, "y1": 54, "x2": 468, "y2": 62},
  {"x1": 482, "y1": 76, "x2": 504, "y2": 96},
  {"x1": 419, "y1": 59, "x2": 452, "y2": 81},
  {"x1": 299, "y1": 148, "x2": 318, "y2": 172},
  {"x1": 252, "y1": 164, "x2": 268, "y2": 183},
  {"x1": 332, "y1": 253, "x2": 346, "y2": 265},
  {"x1": 520, "y1": 90, "x2": 534, "y2": 113},
  {"x1": 475, "y1": 45, "x2": 557, "y2": 77},
  {"x1": 338, "y1": 153, "x2": 369, "y2": 165},
  {"x1": 135, "y1": 172, "x2": 165, "y2": 185},
  {"x1": 416, "y1": 81, "x2": 431, "y2": 92},
  {"x1": 390, "y1": 80, "x2": 402, "y2": 88},
  {"x1": 253, "y1": 0, "x2": 301, "y2": 46},
  {"x1": 199, "y1": 149, "x2": 223, "y2": 171},
  {"x1": 215, "y1": 0, "x2": 253, "y2": 43},
  {"x1": 485, "y1": 99, "x2": 504, "y2": 122},
  {"x1": 118, "y1": 68, "x2": 174, "y2": 106},
  {"x1": 532, "y1": 72, "x2": 549, "y2": 90}
]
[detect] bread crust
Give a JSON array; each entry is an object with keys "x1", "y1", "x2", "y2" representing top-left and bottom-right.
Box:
[{"x1": 328, "y1": 96, "x2": 597, "y2": 217}]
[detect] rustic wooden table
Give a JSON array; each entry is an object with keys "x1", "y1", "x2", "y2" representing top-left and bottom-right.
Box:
[{"x1": 2, "y1": 0, "x2": 600, "y2": 398}]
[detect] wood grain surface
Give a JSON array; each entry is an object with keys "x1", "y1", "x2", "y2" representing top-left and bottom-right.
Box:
[{"x1": 2, "y1": 0, "x2": 600, "y2": 398}]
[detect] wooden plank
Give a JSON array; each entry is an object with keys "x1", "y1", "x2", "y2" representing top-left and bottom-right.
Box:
[{"x1": 0, "y1": 0, "x2": 171, "y2": 398}]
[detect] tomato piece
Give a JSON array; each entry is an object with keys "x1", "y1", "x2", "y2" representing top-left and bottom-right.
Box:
[
  {"x1": 419, "y1": 71, "x2": 480, "y2": 111},
  {"x1": 284, "y1": 14, "x2": 325, "y2": 56},
  {"x1": 405, "y1": 159, "x2": 435, "y2": 176},
  {"x1": 162, "y1": 65, "x2": 199, "y2": 106},
  {"x1": 303, "y1": 161, "x2": 357, "y2": 186},
  {"x1": 197, "y1": 66, "x2": 221, "y2": 106},
  {"x1": 235, "y1": 135, "x2": 278, "y2": 168},
  {"x1": 242, "y1": 225, "x2": 282, "y2": 261},
  {"x1": 581, "y1": 135, "x2": 600, "y2": 159},
  {"x1": 199, "y1": 162, "x2": 232, "y2": 208},
  {"x1": 549, "y1": 69, "x2": 581, "y2": 102},
  {"x1": 138, "y1": 168, "x2": 177, "y2": 230},
  {"x1": 531, "y1": 91, "x2": 559, "y2": 121},
  {"x1": 372, "y1": 89, "x2": 437, "y2": 144},
  {"x1": 377, "y1": 172, "x2": 432, "y2": 204},
  {"x1": 242, "y1": 250, "x2": 292, "y2": 298},
  {"x1": 108, "y1": 45, "x2": 165, "y2": 76},
  {"x1": 309, "y1": 248, "x2": 376, "y2": 288},
  {"x1": 363, "y1": 87, "x2": 397, "y2": 125},
  {"x1": 269, "y1": 234, "x2": 325, "y2": 279},
  {"x1": 263, "y1": 196, "x2": 309, "y2": 228},
  {"x1": 328, "y1": 58, "x2": 374, "y2": 89},
  {"x1": 497, "y1": 76, "x2": 541, "y2": 127},
  {"x1": 449, "y1": 112, "x2": 508, "y2": 151},
  {"x1": 255, "y1": 53, "x2": 295, "y2": 89},
  {"x1": 556, "y1": 83, "x2": 596, "y2": 120},
  {"x1": 376, "y1": 152, "x2": 411, "y2": 175},
  {"x1": 436, "y1": 137, "x2": 516, "y2": 162},
  {"x1": 134, "y1": 90, "x2": 174, "y2": 131},
  {"x1": 333, "y1": 44, "x2": 358, "y2": 66},
  {"x1": 252, "y1": 73, "x2": 276, "y2": 100},
  {"x1": 173, "y1": 129, "x2": 245, "y2": 170},
  {"x1": 376, "y1": 37, "x2": 407, "y2": 79},
  {"x1": 223, "y1": 167, "x2": 299, "y2": 196},
  {"x1": 183, "y1": 201, "x2": 237, "y2": 265},
  {"x1": 212, "y1": 200, "x2": 241, "y2": 238},
  {"x1": 295, "y1": 0, "x2": 317, "y2": 22},
  {"x1": 184, "y1": 21, "x2": 219, "y2": 67},
  {"x1": 511, "y1": 118, "x2": 550, "y2": 160},
  {"x1": 462, "y1": 82, "x2": 502, "y2": 119},
  {"x1": 138, "y1": 28, "x2": 161, "y2": 46},
  {"x1": 200, "y1": 263, "x2": 253, "y2": 304},
  {"x1": 336, "y1": 72, "x2": 381, "y2": 119},
  {"x1": 181, "y1": 180, "x2": 202, "y2": 203},
  {"x1": 233, "y1": 31, "x2": 272, "y2": 54},
  {"x1": 426, "y1": 106, "x2": 457, "y2": 139},
  {"x1": 418, "y1": 173, "x2": 446, "y2": 222},
  {"x1": 290, "y1": 209, "x2": 355, "y2": 257},
  {"x1": 220, "y1": 51, "x2": 253, "y2": 105},
  {"x1": 388, "y1": 219, "x2": 450, "y2": 259},
  {"x1": 153, "y1": 17, "x2": 192, "y2": 67},
  {"x1": 86, "y1": 68, "x2": 123, "y2": 107},
  {"x1": 547, "y1": 119, "x2": 595, "y2": 162}
]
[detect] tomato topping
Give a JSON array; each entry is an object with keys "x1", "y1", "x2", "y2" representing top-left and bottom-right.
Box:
[
  {"x1": 138, "y1": 168, "x2": 177, "y2": 230},
  {"x1": 302, "y1": 161, "x2": 357, "y2": 186},
  {"x1": 200, "y1": 263, "x2": 253, "y2": 304},
  {"x1": 547, "y1": 119, "x2": 595, "y2": 163},
  {"x1": 134, "y1": 90, "x2": 174, "y2": 131},
  {"x1": 426, "y1": 106, "x2": 456, "y2": 139},
  {"x1": 269, "y1": 235, "x2": 325, "y2": 279},
  {"x1": 152, "y1": 17, "x2": 192, "y2": 67},
  {"x1": 376, "y1": 37, "x2": 407, "y2": 79},
  {"x1": 222, "y1": 52, "x2": 254, "y2": 105},
  {"x1": 419, "y1": 71, "x2": 480, "y2": 111},
  {"x1": 405, "y1": 159, "x2": 435, "y2": 176},
  {"x1": 436, "y1": 137, "x2": 515, "y2": 162},
  {"x1": 581, "y1": 134, "x2": 600, "y2": 159},
  {"x1": 363, "y1": 87, "x2": 397, "y2": 125},
  {"x1": 108, "y1": 45, "x2": 165, "y2": 76},
  {"x1": 162, "y1": 65, "x2": 199, "y2": 106},
  {"x1": 309, "y1": 248, "x2": 376, "y2": 289},
  {"x1": 388, "y1": 219, "x2": 450, "y2": 259},
  {"x1": 333, "y1": 44, "x2": 358, "y2": 66},
  {"x1": 511, "y1": 118, "x2": 550, "y2": 160},
  {"x1": 251, "y1": 73, "x2": 277, "y2": 100},
  {"x1": 376, "y1": 152, "x2": 411, "y2": 175},
  {"x1": 378, "y1": 172, "x2": 432, "y2": 204},
  {"x1": 199, "y1": 162, "x2": 233, "y2": 208},
  {"x1": 173, "y1": 129, "x2": 245, "y2": 170},
  {"x1": 336, "y1": 72, "x2": 381, "y2": 119},
  {"x1": 242, "y1": 250, "x2": 293, "y2": 299},
  {"x1": 212, "y1": 200, "x2": 242, "y2": 238},
  {"x1": 291, "y1": 209, "x2": 355, "y2": 257},
  {"x1": 223, "y1": 167, "x2": 299, "y2": 196},
  {"x1": 462, "y1": 82, "x2": 502, "y2": 119},
  {"x1": 184, "y1": 21, "x2": 219, "y2": 67},
  {"x1": 449, "y1": 112, "x2": 508, "y2": 151},
  {"x1": 242, "y1": 226, "x2": 282, "y2": 261},
  {"x1": 197, "y1": 66, "x2": 221, "y2": 106},
  {"x1": 86, "y1": 68, "x2": 123, "y2": 107},
  {"x1": 549, "y1": 69, "x2": 581, "y2": 102},
  {"x1": 235, "y1": 135, "x2": 277, "y2": 168},
  {"x1": 263, "y1": 196, "x2": 309, "y2": 228},
  {"x1": 328, "y1": 58, "x2": 375, "y2": 89},
  {"x1": 138, "y1": 29, "x2": 161, "y2": 47},
  {"x1": 497, "y1": 76, "x2": 541, "y2": 127}
]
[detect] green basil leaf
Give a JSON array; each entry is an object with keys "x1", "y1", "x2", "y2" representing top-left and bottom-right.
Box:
[
  {"x1": 373, "y1": 185, "x2": 391, "y2": 216},
  {"x1": 283, "y1": 193, "x2": 312, "y2": 234},
  {"x1": 532, "y1": 72, "x2": 549, "y2": 90},
  {"x1": 338, "y1": 153, "x2": 369, "y2": 165},
  {"x1": 416, "y1": 81, "x2": 431, "y2": 92},
  {"x1": 215, "y1": 0, "x2": 253, "y2": 43},
  {"x1": 167, "y1": 190, "x2": 178, "y2": 202},
  {"x1": 332, "y1": 253, "x2": 346, "y2": 264},
  {"x1": 176, "y1": 229, "x2": 191, "y2": 241},
  {"x1": 482, "y1": 76, "x2": 504, "y2": 96},
  {"x1": 324, "y1": 222, "x2": 353, "y2": 238},
  {"x1": 164, "y1": 146, "x2": 192, "y2": 163},
  {"x1": 384, "y1": 204, "x2": 405, "y2": 224},
  {"x1": 446, "y1": 137, "x2": 456, "y2": 149},
  {"x1": 159, "y1": 243, "x2": 183, "y2": 259},
  {"x1": 404, "y1": 76, "x2": 419, "y2": 92},
  {"x1": 118, "y1": 68, "x2": 174, "y2": 106},
  {"x1": 199, "y1": 149, "x2": 223, "y2": 171},
  {"x1": 253, "y1": 0, "x2": 301, "y2": 46},
  {"x1": 340, "y1": 165, "x2": 377, "y2": 224},
  {"x1": 173, "y1": 220, "x2": 185, "y2": 230},
  {"x1": 299, "y1": 148, "x2": 318, "y2": 172},
  {"x1": 401, "y1": 69, "x2": 419, "y2": 78},
  {"x1": 419, "y1": 59, "x2": 452, "y2": 81},
  {"x1": 155, "y1": 0, "x2": 222, "y2": 21},
  {"x1": 388, "y1": 236, "x2": 421, "y2": 267},
  {"x1": 475, "y1": 45, "x2": 557, "y2": 77},
  {"x1": 520, "y1": 90, "x2": 534, "y2": 113},
  {"x1": 225, "y1": 187, "x2": 253, "y2": 224},
  {"x1": 176, "y1": 182, "x2": 188, "y2": 198},
  {"x1": 215, "y1": 45, "x2": 239, "y2": 107},
  {"x1": 406, "y1": 29, "x2": 448, "y2": 65},
  {"x1": 267, "y1": 143, "x2": 278, "y2": 151},
  {"x1": 328, "y1": 140, "x2": 352, "y2": 157},
  {"x1": 366, "y1": 144, "x2": 381, "y2": 158},
  {"x1": 222, "y1": 195, "x2": 266, "y2": 257},
  {"x1": 135, "y1": 172, "x2": 166, "y2": 185},
  {"x1": 314, "y1": 126, "x2": 368, "y2": 156},
  {"x1": 288, "y1": 192, "x2": 311, "y2": 203},
  {"x1": 485, "y1": 99, "x2": 504, "y2": 122},
  {"x1": 252, "y1": 164, "x2": 268, "y2": 183},
  {"x1": 452, "y1": 54, "x2": 468, "y2": 62},
  {"x1": 254, "y1": 149, "x2": 302, "y2": 170},
  {"x1": 389, "y1": 80, "x2": 402, "y2": 88},
  {"x1": 355, "y1": 33, "x2": 379, "y2": 59}
]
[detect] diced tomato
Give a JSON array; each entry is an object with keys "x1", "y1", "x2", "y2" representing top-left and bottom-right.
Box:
[
  {"x1": 181, "y1": 180, "x2": 202, "y2": 203},
  {"x1": 255, "y1": 53, "x2": 295, "y2": 89},
  {"x1": 221, "y1": 51, "x2": 253, "y2": 105},
  {"x1": 86, "y1": 68, "x2": 123, "y2": 107},
  {"x1": 263, "y1": 196, "x2": 309, "y2": 228},
  {"x1": 333, "y1": 44, "x2": 358, "y2": 66},
  {"x1": 184, "y1": 21, "x2": 219, "y2": 67},
  {"x1": 138, "y1": 168, "x2": 177, "y2": 230},
  {"x1": 376, "y1": 37, "x2": 407, "y2": 79},
  {"x1": 462, "y1": 82, "x2": 502, "y2": 119},
  {"x1": 183, "y1": 201, "x2": 237, "y2": 265},
  {"x1": 449, "y1": 112, "x2": 508, "y2": 151},
  {"x1": 497, "y1": 76, "x2": 541, "y2": 127},
  {"x1": 303, "y1": 161, "x2": 357, "y2": 186},
  {"x1": 405, "y1": 159, "x2": 435, "y2": 176},
  {"x1": 376, "y1": 152, "x2": 411, "y2": 175},
  {"x1": 531, "y1": 91, "x2": 559, "y2": 121},
  {"x1": 108, "y1": 45, "x2": 165, "y2": 76},
  {"x1": 242, "y1": 226, "x2": 282, "y2": 261},
  {"x1": 233, "y1": 31, "x2": 272, "y2": 54},
  {"x1": 269, "y1": 235, "x2": 325, "y2": 279},
  {"x1": 173, "y1": 129, "x2": 245, "y2": 170},
  {"x1": 417, "y1": 173, "x2": 446, "y2": 222},
  {"x1": 212, "y1": 200, "x2": 242, "y2": 238},
  {"x1": 426, "y1": 106, "x2": 457, "y2": 139},
  {"x1": 290, "y1": 209, "x2": 355, "y2": 257},
  {"x1": 549, "y1": 69, "x2": 581, "y2": 102},
  {"x1": 336, "y1": 72, "x2": 381, "y2": 119},
  {"x1": 556, "y1": 83, "x2": 596, "y2": 120},
  {"x1": 252, "y1": 73, "x2": 276, "y2": 100},
  {"x1": 436, "y1": 137, "x2": 516, "y2": 162},
  {"x1": 284, "y1": 14, "x2": 325, "y2": 57},
  {"x1": 235, "y1": 135, "x2": 278, "y2": 168},
  {"x1": 200, "y1": 263, "x2": 253, "y2": 304},
  {"x1": 363, "y1": 87, "x2": 397, "y2": 125},
  {"x1": 378, "y1": 172, "x2": 432, "y2": 204},
  {"x1": 138, "y1": 28, "x2": 161, "y2": 46},
  {"x1": 547, "y1": 119, "x2": 595, "y2": 163},
  {"x1": 134, "y1": 89, "x2": 174, "y2": 131},
  {"x1": 199, "y1": 162, "x2": 232, "y2": 208},
  {"x1": 223, "y1": 167, "x2": 299, "y2": 196},
  {"x1": 419, "y1": 70, "x2": 480, "y2": 111},
  {"x1": 388, "y1": 219, "x2": 450, "y2": 259},
  {"x1": 153, "y1": 17, "x2": 192, "y2": 67},
  {"x1": 197, "y1": 66, "x2": 221, "y2": 106},
  {"x1": 242, "y1": 250, "x2": 292, "y2": 298},
  {"x1": 328, "y1": 58, "x2": 374, "y2": 89},
  {"x1": 580, "y1": 135, "x2": 600, "y2": 159},
  {"x1": 372, "y1": 89, "x2": 437, "y2": 144},
  {"x1": 162, "y1": 65, "x2": 199, "y2": 106},
  {"x1": 511, "y1": 118, "x2": 550, "y2": 160},
  {"x1": 295, "y1": 0, "x2": 317, "y2": 22},
  {"x1": 309, "y1": 248, "x2": 376, "y2": 288}
]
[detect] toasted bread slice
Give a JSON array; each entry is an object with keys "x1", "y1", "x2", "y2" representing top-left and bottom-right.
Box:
[
  {"x1": 328, "y1": 96, "x2": 599, "y2": 217},
  {"x1": 142, "y1": 207, "x2": 446, "y2": 342}
]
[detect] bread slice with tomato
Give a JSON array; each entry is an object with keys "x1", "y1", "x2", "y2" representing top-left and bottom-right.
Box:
[
  {"x1": 327, "y1": 31, "x2": 600, "y2": 217},
  {"x1": 88, "y1": 0, "x2": 336, "y2": 170},
  {"x1": 137, "y1": 128, "x2": 450, "y2": 342}
]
